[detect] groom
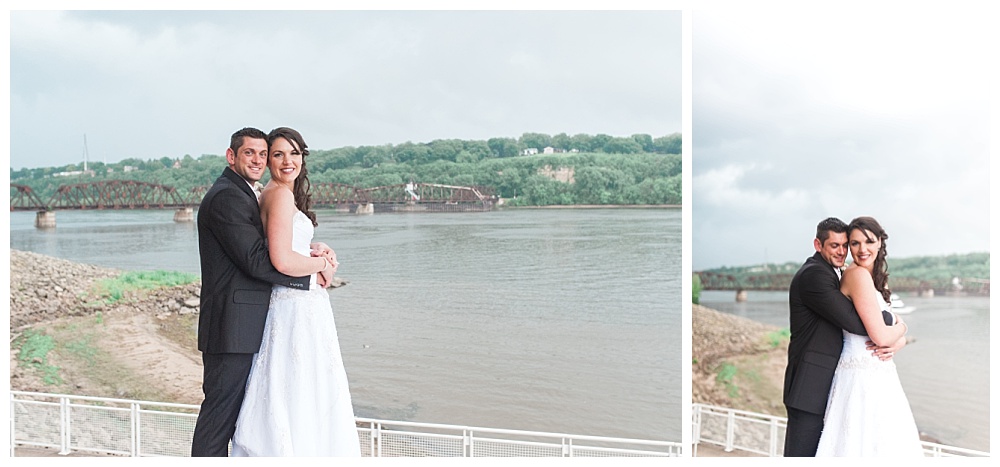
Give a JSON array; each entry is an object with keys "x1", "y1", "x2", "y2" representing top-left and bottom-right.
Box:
[
  {"x1": 782, "y1": 217, "x2": 905, "y2": 457},
  {"x1": 191, "y1": 127, "x2": 336, "y2": 456}
]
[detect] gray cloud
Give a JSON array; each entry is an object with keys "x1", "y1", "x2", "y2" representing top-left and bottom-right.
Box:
[
  {"x1": 10, "y1": 10, "x2": 680, "y2": 169},
  {"x1": 693, "y1": 4, "x2": 992, "y2": 269}
]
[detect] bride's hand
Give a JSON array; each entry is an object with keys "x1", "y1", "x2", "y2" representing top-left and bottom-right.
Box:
[
  {"x1": 310, "y1": 243, "x2": 338, "y2": 268},
  {"x1": 310, "y1": 242, "x2": 332, "y2": 257},
  {"x1": 317, "y1": 262, "x2": 333, "y2": 288}
]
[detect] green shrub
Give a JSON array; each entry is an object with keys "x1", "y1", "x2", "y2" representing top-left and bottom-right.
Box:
[
  {"x1": 94, "y1": 270, "x2": 199, "y2": 303},
  {"x1": 17, "y1": 329, "x2": 62, "y2": 385}
]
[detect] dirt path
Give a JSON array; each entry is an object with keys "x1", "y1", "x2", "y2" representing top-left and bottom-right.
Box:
[{"x1": 100, "y1": 313, "x2": 204, "y2": 405}]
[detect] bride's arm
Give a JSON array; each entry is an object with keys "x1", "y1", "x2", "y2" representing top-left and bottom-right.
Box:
[
  {"x1": 260, "y1": 187, "x2": 331, "y2": 277},
  {"x1": 840, "y1": 267, "x2": 907, "y2": 346}
]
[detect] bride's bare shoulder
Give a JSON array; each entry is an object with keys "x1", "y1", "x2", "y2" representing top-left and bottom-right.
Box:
[
  {"x1": 841, "y1": 265, "x2": 873, "y2": 285},
  {"x1": 259, "y1": 184, "x2": 294, "y2": 209}
]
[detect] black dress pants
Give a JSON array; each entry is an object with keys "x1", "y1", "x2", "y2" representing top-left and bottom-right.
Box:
[
  {"x1": 783, "y1": 406, "x2": 825, "y2": 457},
  {"x1": 190, "y1": 352, "x2": 255, "y2": 457}
]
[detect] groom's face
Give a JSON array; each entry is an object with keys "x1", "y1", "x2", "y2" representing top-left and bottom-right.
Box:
[
  {"x1": 814, "y1": 231, "x2": 848, "y2": 268},
  {"x1": 227, "y1": 137, "x2": 268, "y2": 183}
]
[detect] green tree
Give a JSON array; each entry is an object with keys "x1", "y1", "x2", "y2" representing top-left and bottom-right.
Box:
[
  {"x1": 456, "y1": 150, "x2": 480, "y2": 164},
  {"x1": 631, "y1": 133, "x2": 655, "y2": 152},
  {"x1": 590, "y1": 134, "x2": 612, "y2": 152},
  {"x1": 569, "y1": 133, "x2": 594, "y2": 152},
  {"x1": 463, "y1": 140, "x2": 492, "y2": 160},
  {"x1": 603, "y1": 137, "x2": 643, "y2": 154},
  {"x1": 487, "y1": 137, "x2": 519, "y2": 158},
  {"x1": 429, "y1": 139, "x2": 463, "y2": 162},
  {"x1": 519, "y1": 132, "x2": 552, "y2": 151},
  {"x1": 552, "y1": 132, "x2": 572, "y2": 151},
  {"x1": 654, "y1": 133, "x2": 682, "y2": 154}
]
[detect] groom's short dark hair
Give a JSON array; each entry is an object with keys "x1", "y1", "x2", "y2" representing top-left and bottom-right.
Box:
[
  {"x1": 816, "y1": 217, "x2": 848, "y2": 244},
  {"x1": 230, "y1": 127, "x2": 268, "y2": 154}
]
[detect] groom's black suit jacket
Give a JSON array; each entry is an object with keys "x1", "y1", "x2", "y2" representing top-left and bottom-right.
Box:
[
  {"x1": 783, "y1": 252, "x2": 894, "y2": 415},
  {"x1": 196, "y1": 167, "x2": 310, "y2": 354}
]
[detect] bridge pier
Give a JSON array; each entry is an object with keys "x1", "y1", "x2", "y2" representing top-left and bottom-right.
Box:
[
  {"x1": 354, "y1": 203, "x2": 374, "y2": 215},
  {"x1": 735, "y1": 289, "x2": 747, "y2": 302},
  {"x1": 35, "y1": 211, "x2": 56, "y2": 229},
  {"x1": 173, "y1": 207, "x2": 194, "y2": 222}
]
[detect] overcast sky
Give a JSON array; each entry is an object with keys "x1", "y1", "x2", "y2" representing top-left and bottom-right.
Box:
[
  {"x1": 692, "y1": 3, "x2": 993, "y2": 270},
  {"x1": 8, "y1": 9, "x2": 681, "y2": 170}
]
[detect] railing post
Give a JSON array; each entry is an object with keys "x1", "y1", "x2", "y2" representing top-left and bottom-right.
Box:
[
  {"x1": 724, "y1": 409, "x2": 735, "y2": 452},
  {"x1": 769, "y1": 417, "x2": 779, "y2": 457},
  {"x1": 691, "y1": 404, "x2": 701, "y2": 457},
  {"x1": 563, "y1": 437, "x2": 572, "y2": 457},
  {"x1": 464, "y1": 429, "x2": 474, "y2": 457},
  {"x1": 374, "y1": 422, "x2": 382, "y2": 457},
  {"x1": 131, "y1": 402, "x2": 140, "y2": 456},
  {"x1": 9, "y1": 393, "x2": 16, "y2": 457},
  {"x1": 59, "y1": 396, "x2": 71, "y2": 455}
]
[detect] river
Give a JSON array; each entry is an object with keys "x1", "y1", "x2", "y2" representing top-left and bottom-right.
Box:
[
  {"x1": 9, "y1": 207, "x2": 682, "y2": 443},
  {"x1": 700, "y1": 289, "x2": 990, "y2": 452}
]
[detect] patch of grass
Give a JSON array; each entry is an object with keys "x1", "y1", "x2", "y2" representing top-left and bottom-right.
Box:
[
  {"x1": 715, "y1": 362, "x2": 739, "y2": 398},
  {"x1": 766, "y1": 328, "x2": 791, "y2": 348},
  {"x1": 94, "y1": 270, "x2": 198, "y2": 303},
  {"x1": 17, "y1": 329, "x2": 63, "y2": 385},
  {"x1": 65, "y1": 335, "x2": 99, "y2": 366}
]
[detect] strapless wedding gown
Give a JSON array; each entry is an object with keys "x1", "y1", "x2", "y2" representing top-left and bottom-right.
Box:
[
  {"x1": 231, "y1": 210, "x2": 360, "y2": 456},
  {"x1": 815, "y1": 291, "x2": 923, "y2": 457}
]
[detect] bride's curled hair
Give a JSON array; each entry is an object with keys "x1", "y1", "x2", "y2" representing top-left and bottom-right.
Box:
[
  {"x1": 848, "y1": 216, "x2": 891, "y2": 303},
  {"x1": 267, "y1": 127, "x2": 317, "y2": 227}
]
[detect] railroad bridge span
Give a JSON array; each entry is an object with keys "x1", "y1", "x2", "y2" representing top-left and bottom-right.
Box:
[{"x1": 11, "y1": 180, "x2": 496, "y2": 228}]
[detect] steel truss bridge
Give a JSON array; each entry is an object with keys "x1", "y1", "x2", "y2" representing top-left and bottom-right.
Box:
[{"x1": 11, "y1": 181, "x2": 496, "y2": 212}]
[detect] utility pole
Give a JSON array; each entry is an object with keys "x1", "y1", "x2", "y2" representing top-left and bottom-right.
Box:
[{"x1": 83, "y1": 134, "x2": 89, "y2": 172}]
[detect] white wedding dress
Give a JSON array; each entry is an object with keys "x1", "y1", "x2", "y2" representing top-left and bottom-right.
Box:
[
  {"x1": 231, "y1": 210, "x2": 361, "y2": 456},
  {"x1": 815, "y1": 291, "x2": 923, "y2": 457}
]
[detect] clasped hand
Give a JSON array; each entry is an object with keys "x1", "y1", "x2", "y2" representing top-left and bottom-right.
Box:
[
  {"x1": 309, "y1": 242, "x2": 339, "y2": 288},
  {"x1": 866, "y1": 335, "x2": 907, "y2": 361}
]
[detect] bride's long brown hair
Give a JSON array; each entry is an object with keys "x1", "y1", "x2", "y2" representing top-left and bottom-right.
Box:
[
  {"x1": 847, "y1": 216, "x2": 891, "y2": 303},
  {"x1": 267, "y1": 127, "x2": 317, "y2": 227}
]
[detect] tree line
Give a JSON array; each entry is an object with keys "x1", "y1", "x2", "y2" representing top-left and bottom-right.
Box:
[
  {"x1": 10, "y1": 132, "x2": 682, "y2": 207},
  {"x1": 697, "y1": 252, "x2": 991, "y2": 287}
]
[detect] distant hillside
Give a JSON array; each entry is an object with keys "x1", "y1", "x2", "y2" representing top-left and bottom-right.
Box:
[
  {"x1": 696, "y1": 252, "x2": 989, "y2": 294},
  {"x1": 9, "y1": 131, "x2": 681, "y2": 207}
]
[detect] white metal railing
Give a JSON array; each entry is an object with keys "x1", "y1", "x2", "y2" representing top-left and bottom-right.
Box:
[
  {"x1": 10, "y1": 391, "x2": 681, "y2": 457},
  {"x1": 691, "y1": 403, "x2": 989, "y2": 457}
]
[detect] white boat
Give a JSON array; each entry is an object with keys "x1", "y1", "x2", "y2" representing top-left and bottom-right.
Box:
[{"x1": 890, "y1": 293, "x2": 915, "y2": 315}]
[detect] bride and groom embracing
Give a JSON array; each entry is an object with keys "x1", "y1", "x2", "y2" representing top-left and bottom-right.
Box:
[
  {"x1": 190, "y1": 127, "x2": 361, "y2": 457},
  {"x1": 783, "y1": 216, "x2": 923, "y2": 457}
]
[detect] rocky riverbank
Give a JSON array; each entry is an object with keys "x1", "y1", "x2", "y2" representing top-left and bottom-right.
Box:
[
  {"x1": 9, "y1": 250, "x2": 203, "y2": 330},
  {"x1": 9, "y1": 249, "x2": 350, "y2": 402},
  {"x1": 691, "y1": 303, "x2": 789, "y2": 416}
]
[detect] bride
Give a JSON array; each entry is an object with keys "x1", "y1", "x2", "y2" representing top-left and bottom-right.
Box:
[
  {"x1": 231, "y1": 127, "x2": 361, "y2": 456},
  {"x1": 815, "y1": 216, "x2": 923, "y2": 457}
]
